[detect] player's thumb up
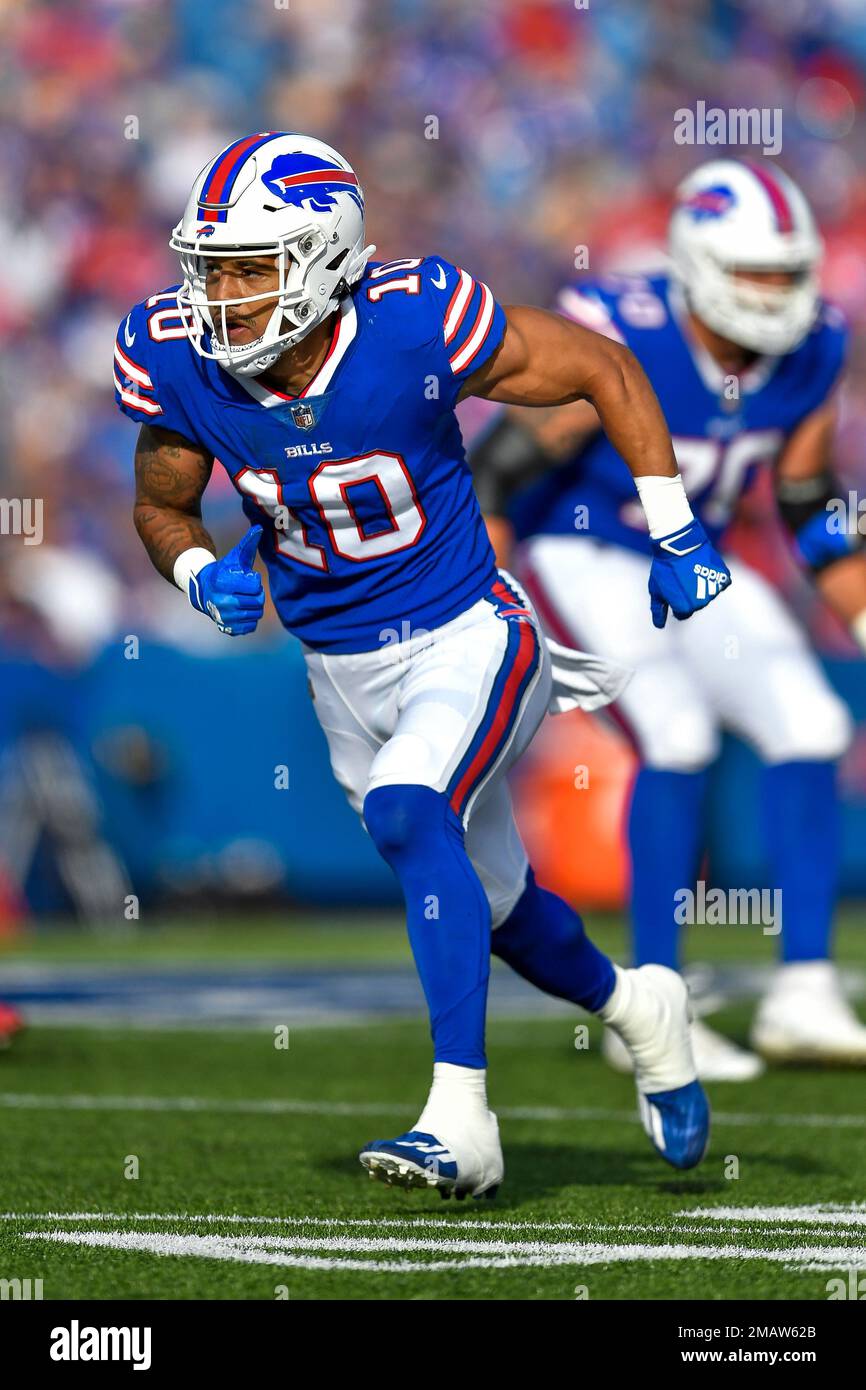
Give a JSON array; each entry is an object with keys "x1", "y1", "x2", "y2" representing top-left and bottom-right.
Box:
[{"x1": 226, "y1": 524, "x2": 263, "y2": 573}]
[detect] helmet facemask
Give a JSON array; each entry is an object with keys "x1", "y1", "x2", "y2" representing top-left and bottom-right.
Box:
[
  {"x1": 669, "y1": 160, "x2": 823, "y2": 358},
  {"x1": 684, "y1": 246, "x2": 820, "y2": 355},
  {"x1": 172, "y1": 220, "x2": 354, "y2": 377}
]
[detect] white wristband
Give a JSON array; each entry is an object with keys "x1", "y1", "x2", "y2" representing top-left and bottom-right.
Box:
[
  {"x1": 851, "y1": 608, "x2": 866, "y2": 654},
  {"x1": 634, "y1": 473, "x2": 695, "y2": 540},
  {"x1": 173, "y1": 546, "x2": 216, "y2": 597}
]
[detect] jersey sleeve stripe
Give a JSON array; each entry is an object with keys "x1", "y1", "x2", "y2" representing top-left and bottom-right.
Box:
[
  {"x1": 556, "y1": 287, "x2": 625, "y2": 343},
  {"x1": 448, "y1": 281, "x2": 495, "y2": 374},
  {"x1": 114, "y1": 341, "x2": 155, "y2": 390},
  {"x1": 113, "y1": 372, "x2": 163, "y2": 416},
  {"x1": 443, "y1": 269, "x2": 475, "y2": 346}
]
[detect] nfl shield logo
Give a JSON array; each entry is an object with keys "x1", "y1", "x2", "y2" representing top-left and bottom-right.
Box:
[{"x1": 291, "y1": 402, "x2": 316, "y2": 430}]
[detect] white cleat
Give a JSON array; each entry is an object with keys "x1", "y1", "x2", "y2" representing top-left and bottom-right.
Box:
[
  {"x1": 359, "y1": 1112, "x2": 503, "y2": 1199},
  {"x1": 751, "y1": 961, "x2": 866, "y2": 1066},
  {"x1": 603, "y1": 1016, "x2": 764, "y2": 1082},
  {"x1": 600, "y1": 964, "x2": 710, "y2": 1169},
  {"x1": 360, "y1": 1062, "x2": 504, "y2": 1198}
]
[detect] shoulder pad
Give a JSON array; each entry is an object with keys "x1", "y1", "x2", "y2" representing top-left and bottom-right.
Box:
[
  {"x1": 113, "y1": 286, "x2": 198, "y2": 430},
  {"x1": 359, "y1": 255, "x2": 506, "y2": 384}
]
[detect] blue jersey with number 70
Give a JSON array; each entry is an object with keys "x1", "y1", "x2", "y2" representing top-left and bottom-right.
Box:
[
  {"x1": 114, "y1": 258, "x2": 506, "y2": 652},
  {"x1": 508, "y1": 272, "x2": 847, "y2": 552}
]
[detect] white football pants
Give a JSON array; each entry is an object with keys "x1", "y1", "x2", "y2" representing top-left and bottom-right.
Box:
[
  {"x1": 303, "y1": 577, "x2": 552, "y2": 927},
  {"x1": 520, "y1": 535, "x2": 852, "y2": 771}
]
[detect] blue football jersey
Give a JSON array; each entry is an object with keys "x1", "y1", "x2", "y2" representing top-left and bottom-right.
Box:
[
  {"x1": 114, "y1": 258, "x2": 506, "y2": 651},
  {"x1": 509, "y1": 273, "x2": 848, "y2": 552}
]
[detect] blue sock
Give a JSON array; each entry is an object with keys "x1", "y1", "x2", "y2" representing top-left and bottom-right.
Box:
[
  {"x1": 491, "y1": 868, "x2": 615, "y2": 1012},
  {"x1": 629, "y1": 767, "x2": 709, "y2": 970},
  {"x1": 363, "y1": 784, "x2": 490, "y2": 1068},
  {"x1": 762, "y1": 760, "x2": 837, "y2": 963}
]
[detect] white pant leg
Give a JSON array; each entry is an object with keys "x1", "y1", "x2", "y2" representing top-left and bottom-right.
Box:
[
  {"x1": 362, "y1": 586, "x2": 550, "y2": 819},
  {"x1": 675, "y1": 559, "x2": 853, "y2": 764},
  {"x1": 304, "y1": 596, "x2": 532, "y2": 815},
  {"x1": 464, "y1": 778, "x2": 531, "y2": 928},
  {"x1": 303, "y1": 645, "x2": 399, "y2": 815},
  {"x1": 521, "y1": 535, "x2": 721, "y2": 771},
  {"x1": 305, "y1": 586, "x2": 550, "y2": 919}
]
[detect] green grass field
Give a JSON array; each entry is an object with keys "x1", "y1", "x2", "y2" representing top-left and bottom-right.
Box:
[{"x1": 1, "y1": 912, "x2": 865, "y2": 1301}]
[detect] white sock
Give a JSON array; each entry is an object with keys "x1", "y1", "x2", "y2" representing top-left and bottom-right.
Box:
[
  {"x1": 771, "y1": 960, "x2": 834, "y2": 990},
  {"x1": 597, "y1": 963, "x2": 633, "y2": 1028},
  {"x1": 415, "y1": 1062, "x2": 490, "y2": 1134},
  {"x1": 598, "y1": 964, "x2": 668, "y2": 1054}
]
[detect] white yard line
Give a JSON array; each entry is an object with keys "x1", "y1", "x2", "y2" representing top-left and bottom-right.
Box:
[
  {"x1": 679, "y1": 1205, "x2": 866, "y2": 1226},
  {"x1": 0, "y1": 1213, "x2": 817, "y2": 1241},
  {"x1": 2, "y1": 1090, "x2": 865, "y2": 1130},
  {"x1": 4, "y1": 1208, "x2": 866, "y2": 1235},
  {"x1": 10, "y1": 1206, "x2": 866, "y2": 1277},
  {"x1": 23, "y1": 1227, "x2": 866, "y2": 1273},
  {"x1": 0, "y1": 1212, "x2": 684, "y2": 1230}
]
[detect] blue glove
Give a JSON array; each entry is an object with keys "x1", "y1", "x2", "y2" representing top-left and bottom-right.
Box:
[
  {"x1": 648, "y1": 519, "x2": 732, "y2": 629},
  {"x1": 794, "y1": 511, "x2": 860, "y2": 572},
  {"x1": 188, "y1": 525, "x2": 265, "y2": 636}
]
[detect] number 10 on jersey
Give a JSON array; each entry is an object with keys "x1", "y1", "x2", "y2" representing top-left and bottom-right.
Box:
[{"x1": 234, "y1": 452, "x2": 427, "y2": 571}]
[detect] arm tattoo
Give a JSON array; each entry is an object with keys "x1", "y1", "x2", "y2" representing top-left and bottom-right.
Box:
[{"x1": 133, "y1": 424, "x2": 216, "y2": 582}]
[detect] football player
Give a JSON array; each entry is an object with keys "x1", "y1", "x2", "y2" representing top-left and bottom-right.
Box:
[
  {"x1": 472, "y1": 158, "x2": 866, "y2": 1080},
  {"x1": 114, "y1": 133, "x2": 732, "y2": 1196}
]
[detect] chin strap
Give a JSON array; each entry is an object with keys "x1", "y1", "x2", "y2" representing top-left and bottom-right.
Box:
[
  {"x1": 210, "y1": 240, "x2": 376, "y2": 380},
  {"x1": 222, "y1": 292, "x2": 348, "y2": 379}
]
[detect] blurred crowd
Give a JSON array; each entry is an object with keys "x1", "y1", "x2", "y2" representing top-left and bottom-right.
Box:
[{"x1": 2, "y1": 0, "x2": 866, "y2": 664}]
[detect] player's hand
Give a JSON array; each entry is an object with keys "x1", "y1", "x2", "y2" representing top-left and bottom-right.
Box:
[
  {"x1": 188, "y1": 525, "x2": 265, "y2": 635},
  {"x1": 648, "y1": 519, "x2": 731, "y2": 629},
  {"x1": 795, "y1": 512, "x2": 861, "y2": 572}
]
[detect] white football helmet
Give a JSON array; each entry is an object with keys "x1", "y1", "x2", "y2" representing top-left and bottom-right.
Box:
[
  {"x1": 170, "y1": 132, "x2": 374, "y2": 376},
  {"x1": 669, "y1": 159, "x2": 822, "y2": 355}
]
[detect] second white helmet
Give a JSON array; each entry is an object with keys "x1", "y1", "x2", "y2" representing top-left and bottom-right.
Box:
[
  {"x1": 170, "y1": 132, "x2": 374, "y2": 376},
  {"x1": 669, "y1": 159, "x2": 822, "y2": 355}
]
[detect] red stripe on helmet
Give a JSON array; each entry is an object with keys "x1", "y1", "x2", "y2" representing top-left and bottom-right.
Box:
[
  {"x1": 747, "y1": 163, "x2": 794, "y2": 234},
  {"x1": 199, "y1": 133, "x2": 272, "y2": 220},
  {"x1": 274, "y1": 169, "x2": 359, "y2": 189}
]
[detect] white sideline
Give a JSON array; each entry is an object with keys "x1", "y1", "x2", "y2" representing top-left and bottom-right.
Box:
[{"x1": 1, "y1": 1090, "x2": 866, "y2": 1129}]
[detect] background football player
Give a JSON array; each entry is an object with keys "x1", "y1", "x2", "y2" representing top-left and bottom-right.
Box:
[
  {"x1": 113, "y1": 132, "x2": 735, "y2": 1195},
  {"x1": 471, "y1": 158, "x2": 866, "y2": 1081}
]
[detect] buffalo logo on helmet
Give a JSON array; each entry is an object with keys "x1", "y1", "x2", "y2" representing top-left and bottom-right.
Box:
[
  {"x1": 680, "y1": 184, "x2": 736, "y2": 221},
  {"x1": 262, "y1": 153, "x2": 364, "y2": 215},
  {"x1": 195, "y1": 224, "x2": 216, "y2": 238}
]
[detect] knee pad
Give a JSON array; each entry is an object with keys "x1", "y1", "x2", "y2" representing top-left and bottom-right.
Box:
[{"x1": 363, "y1": 783, "x2": 457, "y2": 864}]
